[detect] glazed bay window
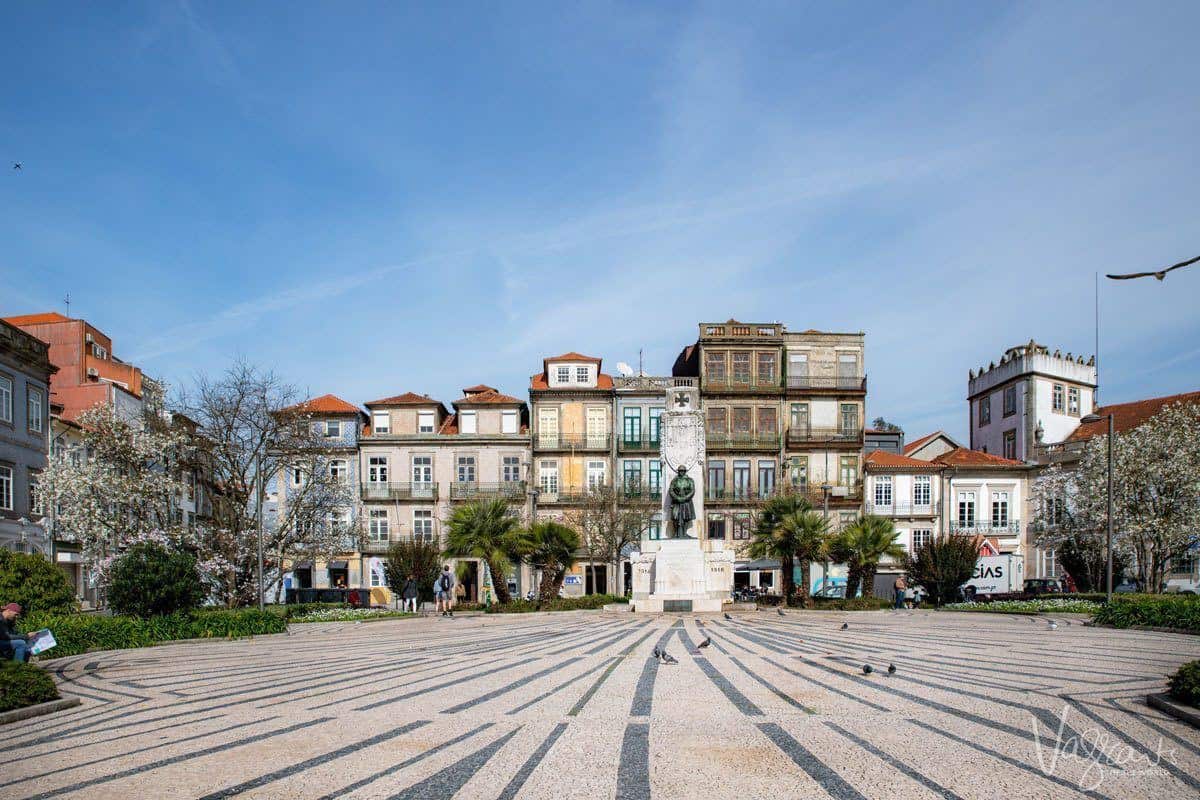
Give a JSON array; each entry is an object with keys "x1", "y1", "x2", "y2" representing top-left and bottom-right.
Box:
[
  {"x1": 979, "y1": 396, "x2": 991, "y2": 426},
  {"x1": 705, "y1": 352, "x2": 726, "y2": 382},
  {"x1": 874, "y1": 475, "x2": 893, "y2": 509},
  {"x1": 539, "y1": 461, "x2": 559, "y2": 495},
  {"x1": 1003, "y1": 386, "x2": 1016, "y2": 417},
  {"x1": 367, "y1": 456, "x2": 388, "y2": 484},
  {"x1": 502, "y1": 455, "x2": 521, "y2": 484},
  {"x1": 459, "y1": 410, "x2": 477, "y2": 434},
  {"x1": 457, "y1": 455, "x2": 476, "y2": 484},
  {"x1": 756, "y1": 352, "x2": 776, "y2": 385},
  {"x1": 418, "y1": 411, "x2": 435, "y2": 434},
  {"x1": 958, "y1": 491, "x2": 976, "y2": 528},
  {"x1": 413, "y1": 509, "x2": 433, "y2": 542},
  {"x1": 1068, "y1": 387, "x2": 1080, "y2": 415},
  {"x1": 0, "y1": 375, "x2": 11, "y2": 423},
  {"x1": 369, "y1": 510, "x2": 389, "y2": 542},
  {"x1": 501, "y1": 410, "x2": 518, "y2": 434},
  {"x1": 708, "y1": 513, "x2": 726, "y2": 540},
  {"x1": 913, "y1": 474, "x2": 931, "y2": 507},
  {"x1": 372, "y1": 411, "x2": 390, "y2": 434},
  {"x1": 1052, "y1": 384, "x2": 1064, "y2": 413},
  {"x1": 0, "y1": 465, "x2": 11, "y2": 511},
  {"x1": 731, "y1": 352, "x2": 751, "y2": 384},
  {"x1": 991, "y1": 491, "x2": 1010, "y2": 528}
]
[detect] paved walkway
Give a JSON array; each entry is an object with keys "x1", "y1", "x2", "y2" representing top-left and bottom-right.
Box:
[{"x1": 7, "y1": 610, "x2": 1200, "y2": 799}]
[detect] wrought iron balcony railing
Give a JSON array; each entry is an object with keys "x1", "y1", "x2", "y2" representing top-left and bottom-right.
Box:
[
  {"x1": 786, "y1": 426, "x2": 863, "y2": 445},
  {"x1": 621, "y1": 483, "x2": 663, "y2": 502},
  {"x1": 449, "y1": 481, "x2": 527, "y2": 501},
  {"x1": 949, "y1": 519, "x2": 1022, "y2": 535},
  {"x1": 785, "y1": 375, "x2": 867, "y2": 391},
  {"x1": 617, "y1": 434, "x2": 661, "y2": 452},
  {"x1": 536, "y1": 486, "x2": 600, "y2": 504},
  {"x1": 359, "y1": 482, "x2": 438, "y2": 501},
  {"x1": 704, "y1": 486, "x2": 783, "y2": 503},
  {"x1": 864, "y1": 502, "x2": 935, "y2": 516},
  {"x1": 701, "y1": 378, "x2": 782, "y2": 393},
  {"x1": 705, "y1": 432, "x2": 781, "y2": 450},
  {"x1": 533, "y1": 433, "x2": 612, "y2": 450}
]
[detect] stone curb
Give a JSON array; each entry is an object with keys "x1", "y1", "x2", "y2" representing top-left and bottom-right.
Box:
[
  {"x1": 0, "y1": 696, "x2": 82, "y2": 726},
  {"x1": 1085, "y1": 622, "x2": 1200, "y2": 635},
  {"x1": 1146, "y1": 693, "x2": 1200, "y2": 729}
]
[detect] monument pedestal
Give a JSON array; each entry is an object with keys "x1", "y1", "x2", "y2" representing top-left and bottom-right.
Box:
[{"x1": 631, "y1": 539, "x2": 733, "y2": 613}]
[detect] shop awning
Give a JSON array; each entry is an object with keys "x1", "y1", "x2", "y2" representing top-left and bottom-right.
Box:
[
  {"x1": 328, "y1": 561, "x2": 348, "y2": 570},
  {"x1": 737, "y1": 559, "x2": 781, "y2": 571},
  {"x1": 294, "y1": 561, "x2": 313, "y2": 570}
]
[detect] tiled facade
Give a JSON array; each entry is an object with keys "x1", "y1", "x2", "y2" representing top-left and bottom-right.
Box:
[{"x1": 0, "y1": 319, "x2": 55, "y2": 555}]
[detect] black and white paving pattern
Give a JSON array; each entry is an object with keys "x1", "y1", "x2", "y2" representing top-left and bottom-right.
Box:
[{"x1": 6, "y1": 609, "x2": 1200, "y2": 799}]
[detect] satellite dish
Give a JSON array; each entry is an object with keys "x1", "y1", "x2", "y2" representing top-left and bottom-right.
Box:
[{"x1": 616, "y1": 362, "x2": 634, "y2": 377}]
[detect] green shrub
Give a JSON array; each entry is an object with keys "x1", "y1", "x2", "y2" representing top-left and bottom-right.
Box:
[
  {"x1": 944, "y1": 598, "x2": 1102, "y2": 614},
  {"x1": 107, "y1": 542, "x2": 205, "y2": 618},
  {"x1": 810, "y1": 597, "x2": 894, "y2": 611},
  {"x1": 1092, "y1": 595, "x2": 1200, "y2": 632},
  {"x1": 1168, "y1": 660, "x2": 1200, "y2": 708},
  {"x1": 0, "y1": 549, "x2": 78, "y2": 615},
  {"x1": 0, "y1": 661, "x2": 60, "y2": 712},
  {"x1": 902, "y1": 534, "x2": 979, "y2": 606},
  {"x1": 22, "y1": 609, "x2": 287, "y2": 659},
  {"x1": 384, "y1": 540, "x2": 443, "y2": 603},
  {"x1": 486, "y1": 594, "x2": 626, "y2": 613}
]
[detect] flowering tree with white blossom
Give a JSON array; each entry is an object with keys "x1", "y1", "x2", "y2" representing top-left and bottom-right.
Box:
[{"x1": 1032, "y1": 400, "x2": 1200, "y2": 592}]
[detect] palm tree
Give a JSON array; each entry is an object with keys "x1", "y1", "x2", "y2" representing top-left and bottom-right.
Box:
[
  {"x1": 526, "y1": 521, "x2": 580, "y2": 601},
  {"x1": 836, "y1": 515, "x2": 905, "y2": 598},
  {"x1": 443, "y1": 499, "x2": 525, "y2": 604},
  {"x1": 748, "y1": 494, "x2": 816, "y2": 606}
]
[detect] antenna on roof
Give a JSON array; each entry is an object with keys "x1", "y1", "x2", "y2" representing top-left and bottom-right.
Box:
[
  {"x1": 639, "y1": 348, "x2": 644, "y2": 376},
  {"x1": 63, "y1": 292, "x2": 71, "y2": 316}
]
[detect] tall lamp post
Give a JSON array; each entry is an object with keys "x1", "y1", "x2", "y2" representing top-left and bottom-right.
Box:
[
  {"x1": 820, "y1": 483, "x2": 832, "y2": 594},
  {"x1": 1080, "y1": 412, "x2": 1115, "y2": 602}
]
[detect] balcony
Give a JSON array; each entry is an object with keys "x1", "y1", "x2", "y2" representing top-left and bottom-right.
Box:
[
  {"x1": 536, "y1": 486, "x2": 597, "y2": 504},
  {"x1": 449, "y1": 481, "x2": 527, "y2": 501},
  {"x1": 949, "y1": 519, "x2": 1022, "y2": 535},
  {"x1": 359, "y1": 482, "x2": 438, "y2": 501},
  {"x1": 617, "y1": 434, "x2": 660, "y2": 453},
  {"x1": 786, "y1": 375, "x2": 867, "y2": 392},
  {"x1": 361, "y1": 538, "x2": 392, "y2": 554},
  {"x1": 705, "y1": 486, "x2": 783, "y2": 504},
  {"x1": 864, "y1": 502, "x2": 935, "y2": 517},
  {"x1": 706, "y1": 432, "x2": 780, "y2": 451},
  {"x1": 533, "y1": 433, "x2": 612, "y2": 451},
  {"x1": 621, "y1": 483, "x2": 662, "y2": 502},
  {"x1": 786, "y1": 427, "x2": 863, "y2": 446},
  {"x1": 701, "y1": 378, "x2": 782, "y2": 393}
]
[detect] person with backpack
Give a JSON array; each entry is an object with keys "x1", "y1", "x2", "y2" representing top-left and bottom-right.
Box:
[
  {"x1": 401, "y1": 574, "x2": 419, "y2": 613},
  {"x1": 436, "y1": 565, "x2": 455, "y2": 617}
]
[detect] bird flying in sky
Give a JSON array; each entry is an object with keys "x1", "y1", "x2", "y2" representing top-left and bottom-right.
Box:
[{"x1": 1107, "y1": 254, "x2": 1198, "y2": 281}]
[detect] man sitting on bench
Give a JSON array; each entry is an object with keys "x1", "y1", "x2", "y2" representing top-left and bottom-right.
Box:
[{"x1": 1, "y1": 603, "x2": 33, "y2": 663}]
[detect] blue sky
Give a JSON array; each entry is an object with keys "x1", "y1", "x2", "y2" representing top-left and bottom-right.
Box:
[{"x1": 3, "y1": 1, "x2": 1198, "y2": 440}]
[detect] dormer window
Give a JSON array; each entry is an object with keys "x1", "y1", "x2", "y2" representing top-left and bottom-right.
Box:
[
  {"x1": 575, "y1": 366, "x2": 589, "y2": 383},
  {"x1": 324, "y1": 420, "x2": 340, "y2": 438},
  {"x1": 418, "y1": 411, "x2": 435, "y2": 433},
  {"x1": 460, "y1": 410, "x2": 477, "y2": 434},
  {"x1": 372, "y1": 411, "x2": 390, "y2": 434},
  {"x1": 501, "y1": 410, "x2": 518, "y2": 433},
  {"x1": 556, "y1": 366, "x2": 570, "y2": 383}
]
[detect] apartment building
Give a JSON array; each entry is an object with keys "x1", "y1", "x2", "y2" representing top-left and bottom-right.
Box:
[
  {"x1": 360, "y1": 386, "x2": 531, "y2": 600},
  {"x1": 969, "y1": 340, "x2": 1096, "y2": 462},
  {"x1": 0, "y1": 319, "x2": 55, "y2": 556},
  {"x1": 672, "y1": 320, "x2": 867, "y2": 591},
  {"x1": 863, "y1": 450, "x2": 944, "y2": 595},
  {"x1": 614, "y1": 374, "x2": 667, "y2": 534}
]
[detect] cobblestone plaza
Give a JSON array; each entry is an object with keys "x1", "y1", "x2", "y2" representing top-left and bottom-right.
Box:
[{"x1": 7, "y1": 610, "x2": 1200, "y2": 799}]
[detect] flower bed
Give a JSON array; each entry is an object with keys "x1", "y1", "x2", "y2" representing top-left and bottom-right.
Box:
[
  {"x1": 485, "y1": 594, "x2": 628, "y2": 613},
  {"x1": 24, "y1": 609, "x2": 288, "y2": 659},
  {"x1": 287, "y1": 608, "x2": 414, "y2": 623},
  {"x1": 943, "y1": 598, "x2": 1103, "y2": 614},
  {"x1": 1092, "y1": 594, "x2": 1200, "y2": 632}
]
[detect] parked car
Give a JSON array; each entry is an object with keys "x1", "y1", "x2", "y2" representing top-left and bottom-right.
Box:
[
  {"x1": 1024, "y1": 578, "x2": 1063, "y2": 594},
  {"x1": 1114, "y1": 578, "x2": 1142, "y2": 593}
]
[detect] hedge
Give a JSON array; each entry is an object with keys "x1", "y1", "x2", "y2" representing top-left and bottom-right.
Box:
[
  {"x1": 1168, "y1": 660, "x2": 1200, "y2": 708},
  {"x1": 1091, "y1": 595, "x2": 1200, "y2": 632},
  {"x1": 23, "y1": 609, "x2": 288, "y2": 659},
  {"x1": 486, "y1": 594, "x2": 628, "y2": 614},
  {"x1": 0, "y1": 661, "x2": 60, "y2": 712},
  {"x1": 810, "y1": 597, "x2": 895, "y2": 611}
]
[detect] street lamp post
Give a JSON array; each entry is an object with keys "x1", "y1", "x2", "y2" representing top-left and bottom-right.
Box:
[
  {"x1": 1081, "y1": 413, "x2": 1115, "y2": 602},
  {"x1": 820, "y1": 483, "x2": 832, "y2": 594}
]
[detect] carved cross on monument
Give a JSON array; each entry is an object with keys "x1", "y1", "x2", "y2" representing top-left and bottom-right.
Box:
[{"x1": 674, "y1": 393, "x2": 690, "y2": 409}]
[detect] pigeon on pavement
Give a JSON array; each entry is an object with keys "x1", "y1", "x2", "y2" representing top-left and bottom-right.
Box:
[
  {"x1": 653, "y1": 646, "x2": 662, "y2": 660},
  {"x1": 840, "y1": 622, "x2": 849, "y2": 630},
  {"x1": 661, "y1": 651, "x2": 678, "y2": 665},
  {"x1": 1048, "y1": 620, "x2": 1059, "y2": 630},
  {"x1": 698, "y1": 636, "x2": 711, "y2": 649},
  {"x1": 724, "y1": 612, "x2": 733, "y2": 621},
  {"x1": 887, "y1": 663, "x2": 897, "y2": 675},
  {"x1": 862, "y1": 664, "x2": 873, "y2": 674},
  {"x1": 777, "y1": 608, "x2": 785, "y2": 616}
]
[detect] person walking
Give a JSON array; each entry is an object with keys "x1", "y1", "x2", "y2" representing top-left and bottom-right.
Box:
[
  {"x1": 893, "y1": 575, "x2": 908, "y2": 610},
  {"x1": 1, "y1": 603, "x2": 33, "y2": 663},
  {"x1": 401, "y1": 574, "x2": 419, "y2": 613},
  {"x1": 436, "y1": 565, "x2": 455, "y2": 617}
]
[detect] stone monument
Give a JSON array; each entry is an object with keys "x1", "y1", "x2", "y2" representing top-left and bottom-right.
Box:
[{"x1": 631, "y1": 382, "x2": 733, "y2": 613}]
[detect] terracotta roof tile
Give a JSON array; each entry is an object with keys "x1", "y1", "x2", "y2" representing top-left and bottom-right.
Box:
[
  {"x1": 530, "y1": 373, "x2": 614, "y2": 390},
  {"x1": 902, "y1": 431, "x2": 941, "y2": 456},
  {"x1": 366, "y1": 391, "x2": 441, "y2": 407},
  {"x1": 3, "y1": 312, "x2": 74, "y2": 325},
  {"x1": 454, "y1": 389, "x2": 524, "y2": 406},
  {"x1": 545, "y1": 352, "x2": 602, "y2": 363},
  {"x1": 1066, "y1": 390, "x2": 1200, "y2": 442},
  {"x1": 280, "y1": 394, "x2": 363, "y2": 415},
  {"x1": 933, "y1": 447, "x2": 1028, "y2": 468},
  {"x1": 864, "y1": 450, "x2": 945, "y2": 470},
  {"x1": 462, "y1": 384, "x2": 498, "y2": 394}
]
